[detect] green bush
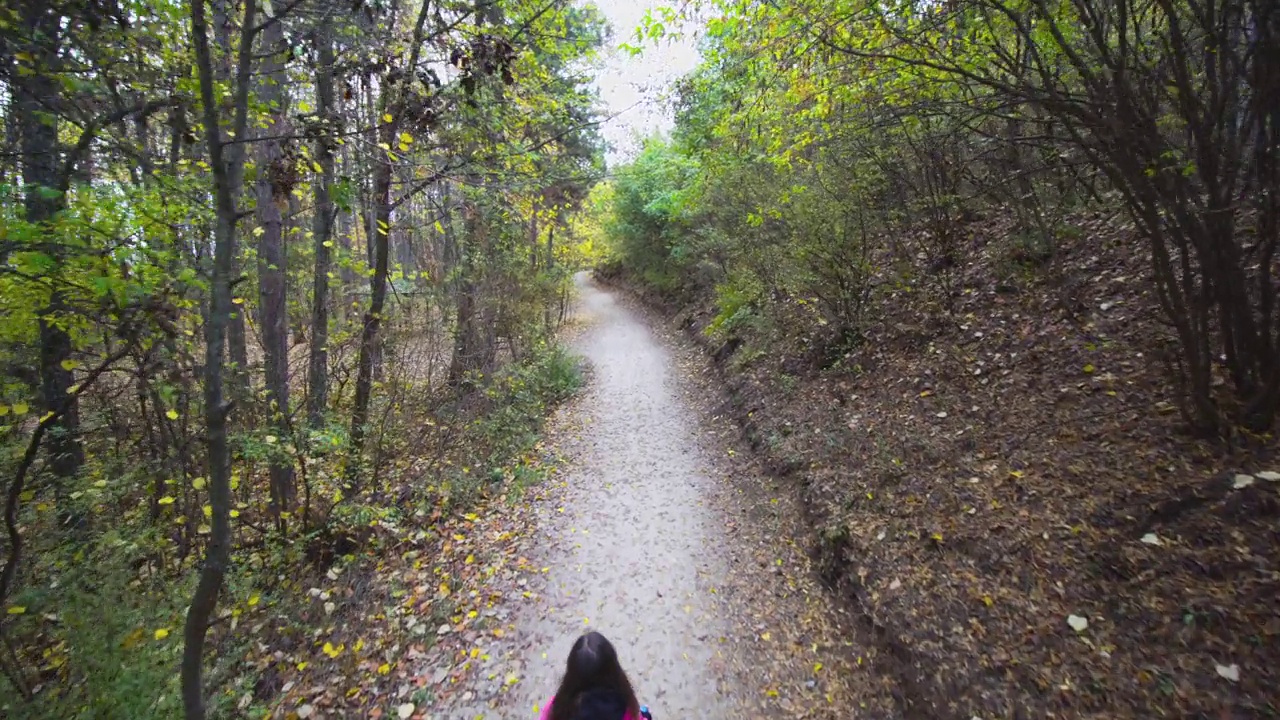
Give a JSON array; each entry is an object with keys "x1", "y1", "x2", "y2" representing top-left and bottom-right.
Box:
[
  {"x1": 706, "y1": 277, "x2": 760, "y2": 338},
  {"x1": 442, "y1": 343, "x2": 583, "y2": 508},
  {"x1": 1, "y1": 542, "x2": 190, "y2": 720}
]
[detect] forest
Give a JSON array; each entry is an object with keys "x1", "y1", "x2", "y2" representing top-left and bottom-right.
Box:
[
  {"x1": 2, "y1": 0, "x2": 1279, "y2": 718},
  {"x1": 2, "y1": 0, "x2": 601, "y2": 717},
  {"x1": 597, "y1": 0, "x2": 1280, "y2": 716}
]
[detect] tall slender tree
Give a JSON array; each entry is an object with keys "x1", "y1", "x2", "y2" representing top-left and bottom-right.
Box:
[
  {"x1": 183, "y1": 0, "x2": 256, "y2": 714},
  {"x1": 251, "y1": 0, "x2": 296, "y2": 522}
]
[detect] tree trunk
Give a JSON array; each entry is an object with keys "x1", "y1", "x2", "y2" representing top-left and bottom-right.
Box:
[
  {"x1": 545, "y1": 222, "x2": 556, "y2": 332},
  {"x1": 182, "y1": 0, "x2": 254, "y2": 715},
  {"x1": 530, "y1": 200, "x2": 539, "y2": 271},
  {"x1": 449, "y1": 199, "x2": 497, "y2": 383},
  {"x1": 307, "y1": 19, "x2": 337, "y2": 429},
  {"x1": 347, "y1": 120, "x2": 393, "y2": 489},
  {"x1": 346, "y1": 0, "x2": 433, "y2": 487},
  {"x1": 16, "y1": 4, "x2": 82, "y2": 480},
  {"x1": 252, "y1": 7, "x2": 296, "y2": 522},
  {"x1": 339, "y1": 141, "x2": 360, "y2": 319},
  {"x1": 213, "y1": 0, "x2": 251, "y2": 405}
]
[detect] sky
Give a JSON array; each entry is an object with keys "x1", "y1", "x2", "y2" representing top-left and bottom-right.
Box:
[{"x1": 586, "y1": 0, "x2": 703, "y2": 166}]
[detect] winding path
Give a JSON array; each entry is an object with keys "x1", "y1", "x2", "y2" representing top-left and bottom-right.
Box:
[
  {"x1": 507, "y1": 274, "x2": 742, "y2": 717},
  {"x1": 436, "y1": 273, "x2": 856, "y2": 720}
]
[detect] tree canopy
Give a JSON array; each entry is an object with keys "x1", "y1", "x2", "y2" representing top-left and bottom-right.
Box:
[{"x1": 1, "y1": 1, "x2": 606, "y2": 716}]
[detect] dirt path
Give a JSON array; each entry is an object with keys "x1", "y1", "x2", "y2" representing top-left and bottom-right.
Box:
[
  {"x1": 500, "y1": 274, "x2": 745, "y2": 717},
  {"x1": 432, "y1": 274, "x2": 863, "y2": 720}
]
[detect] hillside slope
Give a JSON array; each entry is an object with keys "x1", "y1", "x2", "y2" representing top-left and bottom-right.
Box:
[{"x1": 601, "y1": 213, "x2": 1280, "y2": 719}]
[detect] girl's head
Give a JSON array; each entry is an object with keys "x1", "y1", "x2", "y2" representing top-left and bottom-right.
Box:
[{"x1": 549, "y1": 632, "x2": 640, "y2": 720}]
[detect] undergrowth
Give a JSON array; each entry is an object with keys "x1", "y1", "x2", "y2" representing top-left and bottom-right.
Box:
[{"x1": 0, "y1": 342, "x2": 583, "y2": 720}]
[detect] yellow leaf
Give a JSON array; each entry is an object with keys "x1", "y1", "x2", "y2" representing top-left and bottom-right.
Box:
[
  {"x1": 919, "y1": 390, "x2": 933, "y2": 397},
  {"x1": 1083, "y1": 364, "x2": 1096, "y2": 374},
  {"x1": 464, "y1": 554, "x2": 474, "y2": 564},
  {"x1": 192, "y1": 477, "x2": 206, "y2": 490},
  {"x1": 253, "y1": 226, "x2": 265, "y2": 237},
  {"x1": 322, "y1": 240, "x2": 334, "y2": 248},
  {"x1": 13, "y1": 402, "x2": 29, "y2": 416},
  {"x1": 383, "y1": 113, "x2": 393, "y2": 123},
  {"x1": 154, "y1": 628, "x2": 170, "y2": 640},
  {"x1": 248, "y1": 593, "x2": 260, "y2": 607},
  {"x1": 0, "y1": 405, "x2": 8, "y2": 416},
  {"x1": 813, "y1": 662, "x2": 823, "y2": 673},
  {"x1": 230, "y1": 509, "x2": 240, "y2": 518},
  {"x1": 158, "y1": 496, "x2": 176, "y2": 505},
  {"x1": 203, "y1": 505, "x2": 212, "y2": 518},
  {"x1": 399, "y1": 132, "x2": 413, "y2": 144},
  {"x1": 354, "y1": 638, "x2": 365, "y2": 653},
  {"x1": 439, "y1": 582, "x2": 450, "y2": 596},
  {"x1": 378, "y1": 663, "x2": 391, "y2": 675},
  {"x1": 232, "y1": 297, "x2": 245, "y2": 305},
  {"x1": 765, "y1": 689, "x2": 779, "y2": 698},
  {"x1": 312, "y1": 161, "x2": 323, "y2": 173},
  {"x1": 452, "y1": 534, "x2": 465, "y2": 541},
  {"x1": 983, "y1": 595, "x2": 994, "y2": 607},
  {"x1": 60, "y1": 359, "x2": 79, "y2": 371},
  {"x1": 931, "y1": 532, "x2": 944, "y2": 541},
  {"x1": 760, "y1": 632, "x2": 771, "y2": 641},
  {"x1": 7, "y1": 606, "x2": 26, "y2": 615},
  {"x1": 166, "y1": 409, "x2": 180, "y2": 420},
  {"x1": 297, "y1": 661, "x2": 308, "y2": 671}
]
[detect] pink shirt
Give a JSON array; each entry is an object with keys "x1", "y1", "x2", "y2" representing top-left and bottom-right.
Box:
[{"x1": 538, "y1": 696, "x2": 640, "y2": 720}]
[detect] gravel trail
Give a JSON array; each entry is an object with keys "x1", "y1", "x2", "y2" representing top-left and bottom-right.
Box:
[
  {"x1": 505, "y1": 274, "x2": 743, "y2": 718},
  {"x1": 435, "y1": 274, "x2": 860, "y2": 720}
]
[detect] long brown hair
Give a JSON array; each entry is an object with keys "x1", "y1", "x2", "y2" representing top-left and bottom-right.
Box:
[{"x1": 548, "y1": 632, "x2": 640, "y2": 720}]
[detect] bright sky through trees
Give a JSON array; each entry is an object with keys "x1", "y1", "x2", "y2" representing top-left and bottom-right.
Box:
[{"x1": 589, "y1": 0, "x2": 700, "y2": 164}]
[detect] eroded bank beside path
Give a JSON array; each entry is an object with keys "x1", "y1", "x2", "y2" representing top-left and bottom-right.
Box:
[{"x1": 433, "y1": 274, "x2": 873, "y2": 719}]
